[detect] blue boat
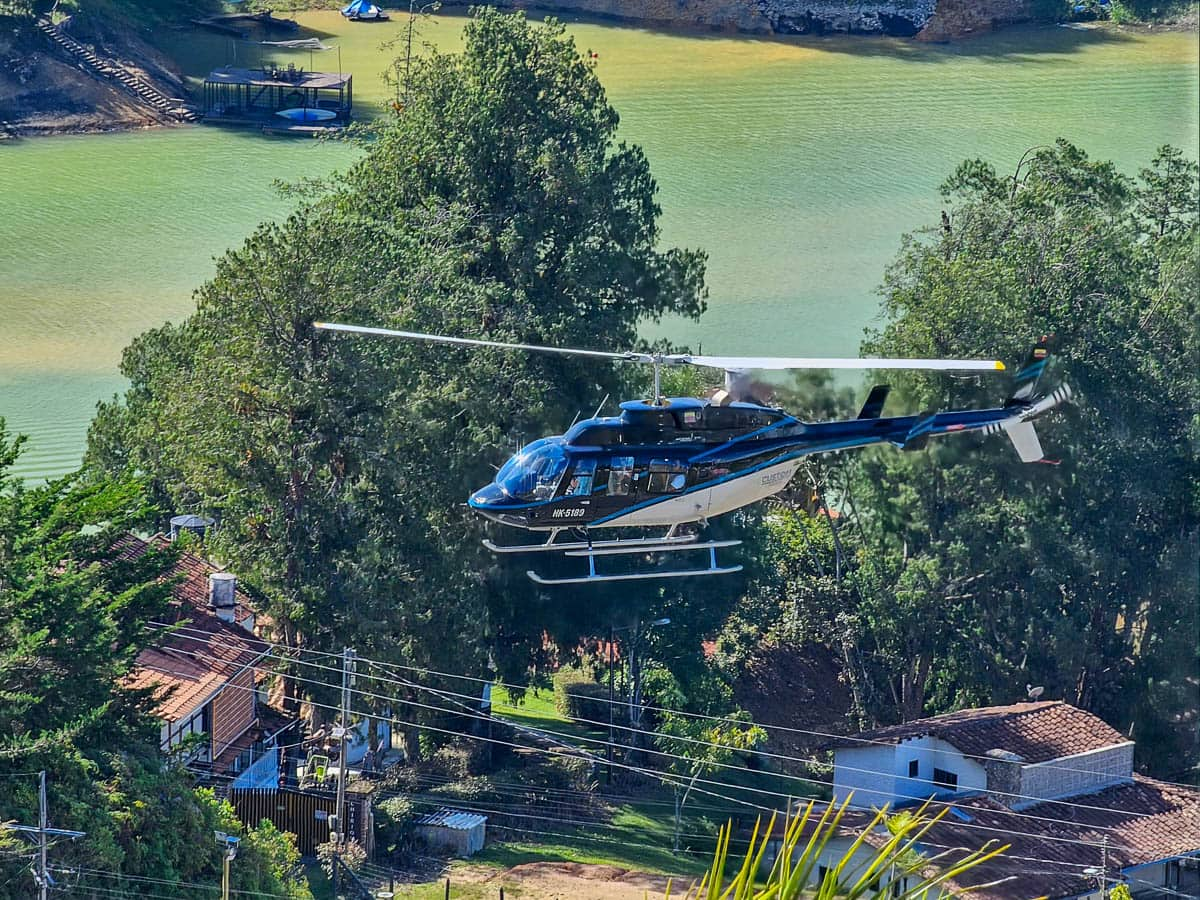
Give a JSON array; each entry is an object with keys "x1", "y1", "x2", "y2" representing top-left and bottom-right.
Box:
[
  {"x1": 341, "y1": 1, "x2": 389, "y2": 20},
  {"x1": 275, "y1": 107, "x2": 337, "y2": 123}
]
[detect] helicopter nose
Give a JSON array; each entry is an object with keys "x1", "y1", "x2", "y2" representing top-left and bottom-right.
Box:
[{"x1": 468, "y1": 482, "x2": 508, "y2": 508}]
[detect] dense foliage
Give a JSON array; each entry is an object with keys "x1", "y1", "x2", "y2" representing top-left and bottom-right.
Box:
[
  {"x1": 0, "y1": 421, "x2": 309, "y2": 898},
  {"x1": 86, "y1": 8, "x2": 709, "y2": 754},
  {"x1": 735, "y1": 142, "x2": 1198, "y2": 774}
]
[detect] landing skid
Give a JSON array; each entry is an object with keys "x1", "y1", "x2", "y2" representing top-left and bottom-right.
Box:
[
  {"x1": 490, "y1": 527, "x2": 743, "y2": 586},
  {"x1": 483, "y1": 530, "x2": 700, "y2": 555}
]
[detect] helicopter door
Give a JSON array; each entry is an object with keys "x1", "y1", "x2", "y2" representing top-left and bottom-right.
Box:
[
  {"x1": 564, "y1": 458, "x2": 597, "y2": 497},
  {"x1": 608, "y1": 457, "x2": 635, "y2": 496}
]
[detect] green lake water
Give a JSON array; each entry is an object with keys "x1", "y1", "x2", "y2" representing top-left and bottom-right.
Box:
[{"x1": 0, "y1": 12, "x2": 1196, "y2": 481}]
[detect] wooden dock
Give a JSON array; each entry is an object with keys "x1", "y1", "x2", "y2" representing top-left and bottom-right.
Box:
[{"x1": 260, "y1": 123, "x2": 344, "y2": 137}]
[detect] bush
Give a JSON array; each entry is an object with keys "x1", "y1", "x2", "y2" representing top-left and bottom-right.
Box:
[
  {"x1": 316, "y1": 838, "x2": 366, "y2": 877},
  {"x1": 553, "y1": 668, "x2": 614, "y2": 723},
  {"x1": 375, "y1": 796, "x2": 415, "y2": 855}
]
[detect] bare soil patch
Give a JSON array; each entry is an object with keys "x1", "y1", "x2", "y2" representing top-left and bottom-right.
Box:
[{"x1": 461, "y1": 860, "x2": 687, "y2": 899}]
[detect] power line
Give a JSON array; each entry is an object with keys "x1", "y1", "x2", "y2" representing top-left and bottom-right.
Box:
[
  {"x1": 51, "y1": 866, "x2": 293, "y2": 898},
  {"x1": 144, "y1": 659, "x2": 1154, "y2": 858},
  {"x1": 151, "y1": 633, "x2": 1180, "y2": 835},
  {"x1": 146, "y1": 621, "x2": 1200, "y2": 791},
  {"x1": 149, "y1": 642, "x2": 1161, "y2": 843}
]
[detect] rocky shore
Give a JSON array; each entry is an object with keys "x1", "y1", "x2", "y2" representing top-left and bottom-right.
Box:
[{"x1": 470, "y1": 0, "x2": 1034, "y2": 37}]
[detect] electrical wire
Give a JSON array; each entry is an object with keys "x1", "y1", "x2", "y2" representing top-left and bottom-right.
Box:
[
  {"x1": 146, "y1": 620, "x2": 1200, "y2": 792},
  {"x1": 143, "y1": 661, "x2": 1163, "y2": 860},
  {"x1": 56, "y1": 867, "x2": 293, "y2": 898},
  {"x1": 150, "y1": 643, "x2": 1160, "y2": 846},
  {"x1": 147, "y1": 638, "x2": 1176, "y2": 841}
]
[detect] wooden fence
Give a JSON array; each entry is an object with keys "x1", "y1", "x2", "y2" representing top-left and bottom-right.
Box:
[{"x1": 230, "y1": 787, "x2": 373, "y2": 856}]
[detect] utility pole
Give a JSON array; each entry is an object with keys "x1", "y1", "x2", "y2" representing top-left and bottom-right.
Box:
[
  {"x1": 38, "y1": 770, "x2": 47, "y2": 900},
  {"x1": 0, "y1": 771, "x2": 85, "y2": 899},
  {"x1": 330, "y1": 646, "x2": 355, "y2": 899},
  {"x1": 335, "y1": 647, "x2": 356, "y2": 846},
  {"x1": 214, "y1": 832, "x2": 239, "y2": 900},
  {"x1": 606, "y1": 624, "x2": 614, "y2": 786}
]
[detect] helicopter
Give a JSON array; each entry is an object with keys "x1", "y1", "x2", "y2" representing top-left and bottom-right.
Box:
[{"x1": 314, "y1": 323, "x2": 1071, "y2": 585}]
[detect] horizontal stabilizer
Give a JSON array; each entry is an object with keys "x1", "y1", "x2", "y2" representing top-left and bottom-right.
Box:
[
  {"x1": 1004, "y1": 419, "x2": 1044, "y2": 463},
  {"x1": 858, "y1": 385, "x2": 891, "y2": 420}
]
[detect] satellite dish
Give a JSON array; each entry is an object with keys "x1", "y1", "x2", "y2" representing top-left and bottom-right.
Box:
[{"x1": 1026, "y1": 683, "x2": 1045, "y2": 701}]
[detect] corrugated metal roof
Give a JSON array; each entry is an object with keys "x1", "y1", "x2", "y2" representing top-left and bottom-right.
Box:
[{"x1": 414, "y1": 808, "x2": 488, "y2": 830}]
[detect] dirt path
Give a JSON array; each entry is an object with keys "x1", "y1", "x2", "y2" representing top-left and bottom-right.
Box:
[{"x1": 456, "y1": 861, "x2": 693, "y2": 899}]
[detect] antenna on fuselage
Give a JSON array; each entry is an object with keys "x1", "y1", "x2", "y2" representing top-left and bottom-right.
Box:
[{"x1": 591, "y1": 394, "x2": 610, "y2": 418}]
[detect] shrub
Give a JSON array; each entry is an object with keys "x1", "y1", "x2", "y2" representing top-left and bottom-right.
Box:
[
  {"x1": 553, "y1": 668, "x2": 613, "y2": 723},
  {"x1": 316, "y1": 838, "x2": 366, "y2": 876},
  {"x1": 375, "y1": 796, "x2": 415, "y2": 855}
]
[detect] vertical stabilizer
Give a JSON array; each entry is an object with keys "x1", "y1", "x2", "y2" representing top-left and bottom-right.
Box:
[{"x1": 1009, "y1": 336, "x2": 1054, "y2": 402}]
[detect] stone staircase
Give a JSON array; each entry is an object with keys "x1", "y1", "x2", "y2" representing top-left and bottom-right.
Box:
[{"x1": 36, "y1": 17, "x2": 198, "y2": 123}]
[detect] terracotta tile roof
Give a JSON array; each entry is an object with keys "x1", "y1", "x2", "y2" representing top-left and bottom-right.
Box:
[
  {"x1": 914, "y1": 777, "x2": 1200, "y2": 899},
  {"x1": 118, "y1": 534, "x2": 267, "y2": 724},
  {"x1": 768, "y1": 778, "x2": 1200, "y2": 899},
  {"x1": 828, "y1": 701, "x2": 1129, "y2": 763}
]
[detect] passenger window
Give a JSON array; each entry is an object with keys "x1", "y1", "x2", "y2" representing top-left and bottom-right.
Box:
[
  {"x1": 647, "y1": 460, "x2": 687, "y2": 494},
  {"x1": 608, "y1": 457, "x2": 635, "y2": 496},
  {"x1": 565, "y1": 459, "x2": 597, "y2": 497}
]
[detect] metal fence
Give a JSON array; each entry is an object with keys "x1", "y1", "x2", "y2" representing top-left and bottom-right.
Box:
[{"x1": 230, "y1": 787, "x2": 372, "y2": 856}]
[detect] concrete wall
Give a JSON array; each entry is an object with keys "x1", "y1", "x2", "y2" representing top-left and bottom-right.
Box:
[
  {"x1": 1015, "y1": 743, "x2": 1134, "y2": 809},
  {"x1": 889, "y1": 735, "x2": 987, "y2": 803},
  {"x1": 833, "y1": 745, "x2": 897, "y2": 809}
]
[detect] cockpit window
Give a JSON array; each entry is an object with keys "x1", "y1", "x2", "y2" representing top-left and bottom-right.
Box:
[
  {"x1": 565, "y1": 458, "x2": 597, "y2": 496},
  {"x1": 496, "y1": 438, "x2": 569, "y2": 501}
]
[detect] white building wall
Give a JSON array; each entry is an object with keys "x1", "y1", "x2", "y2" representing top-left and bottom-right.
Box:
[
  {"x1": 889, "y1": 736, "x2": 987, "y2": 803},
  {"x1": 764, "y1": 834, "x2": 910, "y2": 892},
  {"x1": 1016, "y1": 742, "x2": 1134, "y2": 808},
  {"x1": 833, "y1": 745, "x2": 897, "y2": 809}
]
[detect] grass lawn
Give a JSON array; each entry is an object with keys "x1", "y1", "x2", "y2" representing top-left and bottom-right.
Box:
[
  {"x1": 484, "y1": 681, "x2": 815, "y2": 877},
  {"x1": 490, "y1": 684, "x2": 610, "y2": 746}
]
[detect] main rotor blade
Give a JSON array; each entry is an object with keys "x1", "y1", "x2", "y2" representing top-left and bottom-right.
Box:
[
  {"x1": 679, "y1": 354, "x2": 1006, "y2": 372},
  {"x1": 313, "y1": 322, "x2": 646, "y2": 363}
]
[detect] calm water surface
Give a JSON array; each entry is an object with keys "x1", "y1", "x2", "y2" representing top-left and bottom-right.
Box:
[{"x1": 1, "y1": 13, "x2": 1196, "y2": 480}]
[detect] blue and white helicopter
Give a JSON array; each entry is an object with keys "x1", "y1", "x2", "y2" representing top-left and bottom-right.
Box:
[{"x1": 315, "y1": 324, "x2": 1070, "y2": 585}]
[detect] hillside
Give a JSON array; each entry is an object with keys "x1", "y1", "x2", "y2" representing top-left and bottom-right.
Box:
[{"x1": 0, "y1": 0, "x2": 209, "y2": 135}]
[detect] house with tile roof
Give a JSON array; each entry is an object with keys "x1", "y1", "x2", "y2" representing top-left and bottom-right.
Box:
[
  {"x1": 119, "y1": 534, "x2": 297, "y2": 788},
  {"x1": 766, "y1": 701, "x2": 1199, "y2": 899}
]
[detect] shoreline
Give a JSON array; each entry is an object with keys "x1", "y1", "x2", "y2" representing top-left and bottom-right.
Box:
[{"x1": 2, "y1": 8, "x2": 1195, "y2": 141}]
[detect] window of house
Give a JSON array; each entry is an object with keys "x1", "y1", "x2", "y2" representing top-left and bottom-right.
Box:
[
  {"x1": 932, "y1": 767, "x2": 958, "y2": 791},
  {"x1": 817, "y1": 866, "x2": 830, "y2": 885},
  {"x1": 908, "y1": 759, "x2": 919, "y2": 779},
  {"x1": 1166, "y1": 860, "x2": 1181, "y2": 889}
]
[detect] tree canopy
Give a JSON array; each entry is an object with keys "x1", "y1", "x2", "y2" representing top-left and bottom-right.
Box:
[
  {"x1": 0, "y1": 421, "x2": 309, "y2": 898},
  {"x1": 736, "y1": 141, "x2": 1198, "y2": 774},
  {"x1": 86, "y1": 8, "x2": 709, "y2": 751}
]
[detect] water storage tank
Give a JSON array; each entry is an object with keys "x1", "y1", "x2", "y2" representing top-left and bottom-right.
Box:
[{"x1": 170, "y1": 514, "x2": 214, "y2": 541}]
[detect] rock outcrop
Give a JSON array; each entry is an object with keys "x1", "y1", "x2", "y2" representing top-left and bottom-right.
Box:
[
  {"x1": 484, "y1": 0, "x2": 1033, "y2": 38},
  {"x1": 916, "y1": 0, "x2": 1035, "y2": 40}
]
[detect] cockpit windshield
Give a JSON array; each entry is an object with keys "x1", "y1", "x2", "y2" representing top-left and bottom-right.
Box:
[{"x1": 495, "y1": 438, "x2": 569, "y2": 501}]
